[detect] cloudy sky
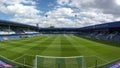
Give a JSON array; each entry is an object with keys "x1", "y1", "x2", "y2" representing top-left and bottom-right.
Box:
[{"x1": 0, "y1": 0, "x2": 120, "y2": 28}]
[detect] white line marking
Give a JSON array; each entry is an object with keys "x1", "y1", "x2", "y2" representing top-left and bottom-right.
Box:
[
  {"x1": 97, "y1": 58, "x2": 120, "y2": 67},
  {"x1": 13, "y1": 54, "x2": 26, "y2": 61},
  {"x1": 94, "y1": 55, "x2": 109, "y2": 62},
  {"x1": 36, "y1": 55, "x2": 84, "y2": 58},
  {"x1": 0, "y1": 55, "x2": 32, "y2": 68}
]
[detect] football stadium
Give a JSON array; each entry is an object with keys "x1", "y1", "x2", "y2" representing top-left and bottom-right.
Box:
[
  {"x1": 1, "y1": 0, "x2": 120, "y2": 68},
  {"x1": 0, "y1": 20, "x2": 120, "y2": 68}
]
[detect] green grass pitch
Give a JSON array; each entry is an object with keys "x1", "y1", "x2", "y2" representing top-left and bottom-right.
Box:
[{"x1": 0, "y1": 36, "x2": 120, "y2": 68}]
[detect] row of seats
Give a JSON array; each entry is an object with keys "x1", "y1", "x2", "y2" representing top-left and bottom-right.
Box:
[
  {"x1": 80, "y1": 31, "x2": 120, "y2": 42},
  {"x1": 0, "y1": 27, "x2": 39, "y2": 41},
  {"x1": 0, "y1": 28, "x2": 15, "y2": 35},
  {"x1": 0, "y1": 28, "x2": 39, "y2": 35}
]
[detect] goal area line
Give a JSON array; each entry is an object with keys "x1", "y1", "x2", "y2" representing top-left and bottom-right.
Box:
[{"x1": 36, "y1": 55, "x2": 84, "y2": 58}]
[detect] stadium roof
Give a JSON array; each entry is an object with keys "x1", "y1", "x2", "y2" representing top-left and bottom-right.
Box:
[
  {"x1": 1, "y1": 20, "x2": 120, "y2": 31},
  {"x1": 80, "y1": 21, "x2": 120, "y2": 30},
  {"x1": 0, "y1": 20, "x2": 38, "y2": 29},
  {"x1": 40, "y1": 21, "x2": 120, "y2": 31}
]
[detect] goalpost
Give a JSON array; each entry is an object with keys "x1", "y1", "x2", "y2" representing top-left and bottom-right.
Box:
[{"x1": 34, "y1": 55, "x2": 85, "y2": 68}]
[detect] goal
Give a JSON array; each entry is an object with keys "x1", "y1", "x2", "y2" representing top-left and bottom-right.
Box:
[{"x1": 34, "y1": 55, "x2": 85, "y2": 68}]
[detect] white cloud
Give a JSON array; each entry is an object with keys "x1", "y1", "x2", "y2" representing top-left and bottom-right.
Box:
[
  {"x1": 0, "y1": 0, "x2": 36, "y2": 5},
  {"x1": 55, "y1": 0, "x2": 120, "y2": 27},
  {"x1": 0, "y1": 0, "x2": 42, "y2": 26},
  {"x1": 1, "y1": 0, "x2": 120, "y2": 28},
  {"x1": 43, "y1": 7, "x2": 79, "y2": 27},
  {"x1": 69, "y1": 0, "x2": 95, "y2": 9},
  {"x1": 7, "y1": 4, "x2": 40, "y2": 18},
  {"x1": 46, "y1": 7, "x2": 74, "y2": 18},
  {"x1": 0, "y1": 0, "x2": 40, "y2": 18}
]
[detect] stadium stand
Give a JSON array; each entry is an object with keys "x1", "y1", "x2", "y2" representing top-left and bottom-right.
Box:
[
  {"x1": 0, "y1": 20, "x2": 120, "y2": 42},
  {"x1": 0, "y1": 20, "x2": 39, "y2": 41},
  {"x1": 77, "y1": 21, "x2": 120, "y2": 42},
  {"x1": 38, "y1": 21, "x2": 120, "y2": 42},
  {"x1": 0, "y1": 26, "x2": 15, "y2": 35},
  {"x1": 39, "y1": 28, "x2": 79, "y2": 35}
]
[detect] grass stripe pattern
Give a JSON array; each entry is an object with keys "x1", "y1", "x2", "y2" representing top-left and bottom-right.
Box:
[{"x1": 0, "y1": 36, "x2": 120, "y2": 68}]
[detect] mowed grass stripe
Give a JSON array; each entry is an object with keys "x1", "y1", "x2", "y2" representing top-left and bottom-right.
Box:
[
  {"x1": 0, "y1": 50, "x2": 22, "y2": 60},
  {"x1": 60, "y1": 36, "x2": 81, "y2": 56},
  {"x1": 0, "y1": 36, "x2": 49, "y2": 63},
  {"x1": 0, "y1": 36, "x2": 46, "y2": 53},
  {"x1": 64, "y1": 36, "x2": 85, "y2": 68},
  {"x1": 70, "y1": 36, "x2": 120, "y2": 67},
  {"x1": 41, "y1": 36, "x2": 61, "y2": 56},
  {"x1": 13, "y1": 36, "x2": 57, "y2": 67},
  {"x1": 26, "y1": 36, "x2": 56, "y2": 55},
  {"x1": 14, "y1": 55, "x2": 35, "y2": 66},
  {"x1": 0, "y1": 36, "x2": 120, "y2": 68},
  {"x1": 65, "y1": 36, "x2": 94, "y2": 56},
  {"x1": 69, "y1": 36, "x2": 109, "y2": 58},
  {"x1": 10, "y1": 36, "x2": 50, "y2": 53},
  {"x1": 0, "y1": 36, "x2": 49, "y2": 54},
  {"x1": 12, "y1": 37, "x2": 51, "y2": 61},
  {"x1": 72, "y1": 36, "x2": 120, "y2": 60},
  {"x1": 0, "y1": 36, "x2": 46, "y2": 48},
  {"x1": 65, "y1": 36, "x2": 108, "y2": 67},
  {"x1": 0, "y1": 44, "x2": 23, "y2": 59}
]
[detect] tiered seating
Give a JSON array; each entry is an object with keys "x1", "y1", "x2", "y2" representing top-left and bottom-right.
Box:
[
  {"x1": 80, "y1": 31, "x2": 120, "y2": 42},
  {"x1": 12, "y1": 28, "x2": 25, "y2": 34},
  {"x1": 110, "y1": 32, "x2": 120, "y2": 42},
  {"x1": 0, "y1": 28, "x2": 15, "y2": 35}
]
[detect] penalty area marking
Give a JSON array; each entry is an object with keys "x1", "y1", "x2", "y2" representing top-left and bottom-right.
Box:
[
  {"x1": 94, "y1": 58, "x2": 120, "y2": 68},
  {"x1": 12, "y1": 54, "x2": 26, "y2": 61},
  {"x1": 94, "y1": 55, "x2": 109, "y2": 62},
  {"x1": 0, "y1": 55, "x2": 32, "y2": 68}
]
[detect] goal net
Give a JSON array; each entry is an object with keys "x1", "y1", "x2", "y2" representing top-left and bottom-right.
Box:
[{"x1": 34, "y1": 55, "x2": 85, "y2": 68}]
